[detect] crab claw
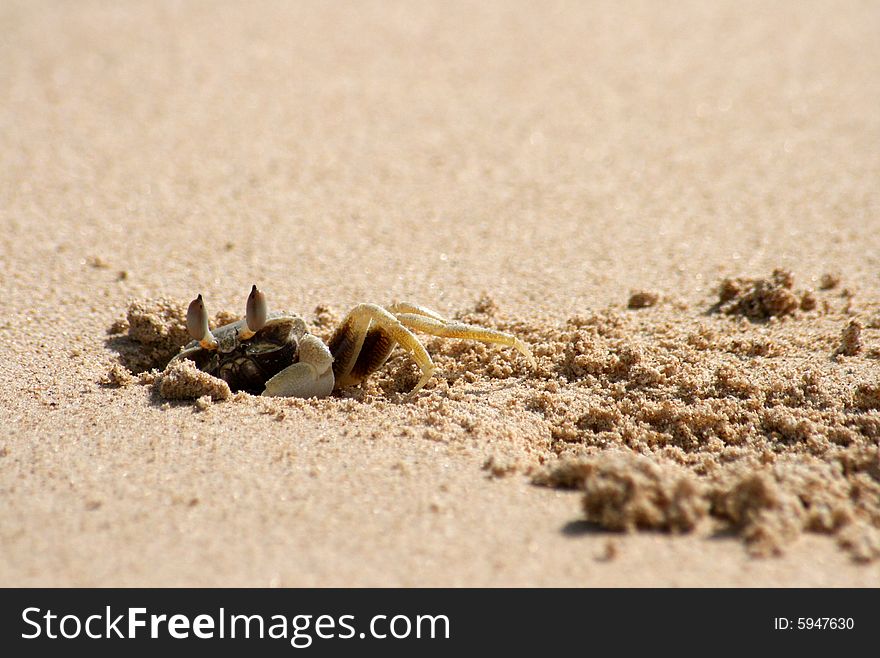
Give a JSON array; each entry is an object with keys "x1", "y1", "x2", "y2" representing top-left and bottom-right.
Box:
[{"x1": 186, "y1": 294, "x2": 218, "y2": 349}]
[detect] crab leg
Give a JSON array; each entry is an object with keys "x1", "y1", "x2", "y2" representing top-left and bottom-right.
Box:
[
  {"x1": 393, "y1": 312, "x2": 537, "y2": 369},
  {"x1": 386, "y1": 302, "x2": 448, "y2": 323},
  {"x1": 328, "y1": 304, "x2": 436, "y2": 394},
  {"x1": 328, "y1": 302, "x2": 536, "y2": 396},
  {"x1": 387, "y1": 304, "x2": 534, "y2": 365}
]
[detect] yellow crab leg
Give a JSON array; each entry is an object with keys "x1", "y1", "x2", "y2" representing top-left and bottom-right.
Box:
[
  {"x1": 393, "y1": 312, "x2": 537, "y2": 369},
  {"x1": 328, "y1": 303, "x2": 436, "y2": 394}
]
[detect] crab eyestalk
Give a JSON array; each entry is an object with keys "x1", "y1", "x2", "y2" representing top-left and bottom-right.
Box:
[
  {"x1": 240, "y1": 284, "x2": 267, "y2": 340},
  {"x1": 186, "y1": 294, "x2": 218, "y2": 349}
]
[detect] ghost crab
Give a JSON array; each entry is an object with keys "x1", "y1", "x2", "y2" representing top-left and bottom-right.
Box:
[{"x1": 171, "y1": 285, "x2": 536, "y2": 398}]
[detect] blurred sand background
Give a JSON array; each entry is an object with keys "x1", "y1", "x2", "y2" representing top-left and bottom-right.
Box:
[{"x1": 2, "y1": 0, "x2": 879, "y2": 586}]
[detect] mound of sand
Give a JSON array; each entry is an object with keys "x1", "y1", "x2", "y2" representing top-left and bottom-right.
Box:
[
  {"x1": 537, "y1": 448, "x2": 879, "y2": 559},
  {"x1": 521, "y1": 271, "x2": 880, "y2": 560},
  {"x1": 111, "y1": 269, "x2": 880, "y2": 562},
  {"x1": 534, "y1": 451, "x2": 708, "y2": 532}
]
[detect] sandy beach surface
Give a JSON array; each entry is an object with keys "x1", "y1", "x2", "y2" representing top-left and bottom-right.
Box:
[{"x1": 2, "y1": 0, "x2": 879, "y2": 586}]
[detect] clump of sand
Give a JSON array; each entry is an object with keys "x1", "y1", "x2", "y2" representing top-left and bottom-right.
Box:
[
  {"x1": 709, "y1": 467, "x2": 808, "y2": 556},
  {"x1": 837, "y1": 522, "x2": 880, "y2": 563},
  {"x1": 854, "y1": 383, "x2": 880, "y2": 410},
  {"x1": 100, "y1": 363, "x2": 134, "y2": 387},
  {"x1": 820, "y1": 272, "x2": 842, "y2": 290},
  {"x1": 156, "y1": 359, "x2": 231, "y2": 401},
  {"x1": 106, "y1": 298, "x2": 190, "y2": 374},
  {"x1": 194, "y1": 395, "x2": 215, "y2": 411},
  {"x1": 536, "y1": 448, "x2": 879, "y2": 558},
  {"x1": 835, "y1": 319, "x2": 862, "y2": 357},
  {"x1": 628, "y1": 290, "x2": 659, "y2": 309},
  {"x1": 120, "y1": 297, "x2": 191, "y2": 370},
  {"x1": 707, "y1": 452, "x2": 878, "y2": 557},
  {"x1": 715, "y1": 269, "x2": 810, "y2": 320},
  {"x1": 536, "y1": 451, "x2": 707, "y2": 532}
]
